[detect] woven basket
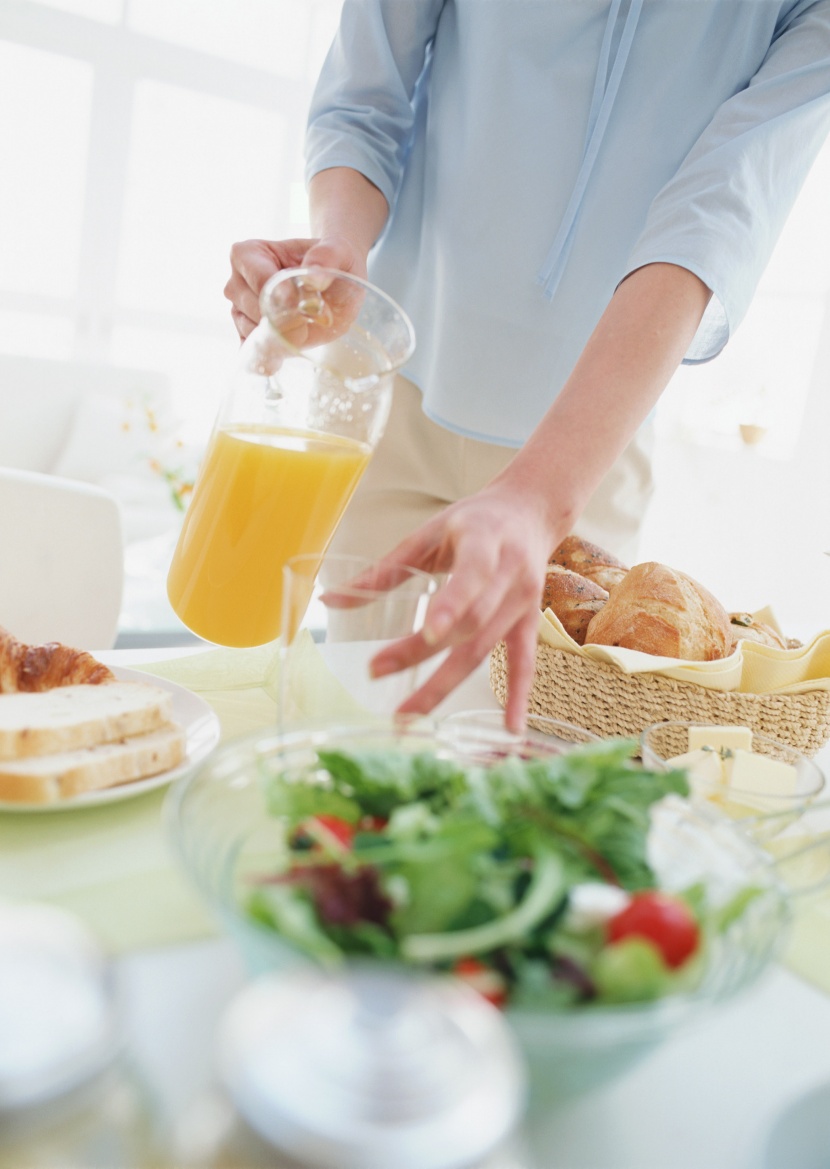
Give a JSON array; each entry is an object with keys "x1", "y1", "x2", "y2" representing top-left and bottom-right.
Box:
[{"x1": 489, "y1": 641, "x2": 830, "y2": 757}]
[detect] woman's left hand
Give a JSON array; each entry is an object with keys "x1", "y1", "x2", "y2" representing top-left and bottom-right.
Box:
[{"x1": 366, "y1": 482, "x2": 560, "y2": 731}]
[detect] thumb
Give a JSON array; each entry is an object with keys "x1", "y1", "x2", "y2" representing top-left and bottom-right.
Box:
[{"x1": 303, "y1": 237, "x2": 364, "y2": 278}]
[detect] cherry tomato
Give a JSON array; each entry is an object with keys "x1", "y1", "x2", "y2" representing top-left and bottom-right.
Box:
[
  {"x1": 310, "y1": 815, "x2": 355, "y2": 848},
  {"x1": 358, "y1": 815, "x2": 389, "y2": 833},
  {"x1": 452, "y1": 957, "x2": 508, "y2": 1009},
  {"x1": 607, "y1": 892, "x2": 699, "y2": 969}
]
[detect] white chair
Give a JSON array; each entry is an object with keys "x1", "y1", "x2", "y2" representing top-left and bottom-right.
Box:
[{"x1": 0, "y1": 468, "x2": 124, "y2": 649}]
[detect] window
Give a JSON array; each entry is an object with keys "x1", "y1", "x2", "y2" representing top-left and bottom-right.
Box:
[{"x1": 0, "y1": 0, "x2": 342, "y2": 436}]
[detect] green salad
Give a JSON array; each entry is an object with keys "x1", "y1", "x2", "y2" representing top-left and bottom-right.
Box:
[{"x1": 246, "y1": 738, "x2": 759, "y2": 1007}]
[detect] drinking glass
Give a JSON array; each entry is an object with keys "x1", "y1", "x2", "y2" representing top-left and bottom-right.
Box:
[
  {"x1": 167, "y1": 268, "x2": 415, "y2": 648},
  {"x1": 280, "y1": 552, "x2": 441, "y2": 724}
]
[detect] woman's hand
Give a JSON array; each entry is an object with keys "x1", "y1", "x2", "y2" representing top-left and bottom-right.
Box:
[
  {"x1": 366, "y1": 263, "x2": 712, "y2": 731},
  {"x1": 367, "y1": 482, "x2": 561, "y2": 732},
  {"x1": 223, "y1": 235, "x2": 368, "y2": 341},
  {"x1": 224, "y1": 168, "x2": 389, "y2": 341}
]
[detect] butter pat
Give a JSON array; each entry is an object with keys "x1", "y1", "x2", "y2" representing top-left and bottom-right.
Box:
[
  {"x1": 725, "y1": 748, "x2": 799, "y2": 812},
  {"x1": 687, "y1": 725, "x2": 753, "y2": 754},
  {"x1": 666, "y1": 747, "x2": 725, "y2": 788}
]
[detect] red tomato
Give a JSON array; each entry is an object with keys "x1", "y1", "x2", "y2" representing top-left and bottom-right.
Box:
[
  {"x1": 311, "y1": 815, "x2": 355, "y2": 848},
  {"x1": 452, "y1": 957, "x2": 508, "y2": 1009},
  {"x1": 358, "y1": 815, "x2": 389, "y2": 833},
  {"x1": 607, "y1": 892, "x2": 699, "y2": 969}
]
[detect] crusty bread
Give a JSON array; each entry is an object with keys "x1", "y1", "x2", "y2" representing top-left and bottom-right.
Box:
[
  {"x1": 0, "y1": 681, "x2": 173, "y2": 760},
  {"x1": 728, "y1": 613, "x2": 787, "y2": 650},
  {"x1": 584, "y1": 561, "x2": 735, "y2": 661},
  {"x1": 0, "y1": 626, "x2": 114, "y2": 692},
  {"x1": 0, "y1": 723, "x2": 186, "y2": 803},
  {"x1": 549, "y1": 536, "x2": 629, "y2": 592},
  {"x1": 541, "y1": 565, "x2": 608, "y2": 645}
]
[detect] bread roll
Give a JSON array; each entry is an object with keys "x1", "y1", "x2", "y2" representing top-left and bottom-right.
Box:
[
  {"x1": 0, "y1": 681, "x2": 174, "y2": 760},
  {"x1": 728, "y1": 613, "x2": 787, "y2": 651},
  {"x1": 584, "y1": 562, "x2": 735, "y2": 661},
  {"x1": 549, "y1": 536, "x2": 629, "y2": 592},
  {"x1": 0, "y1": 724, "x2": 186, "y2": 804},
  {"x1": 0, "y1": 626, "x2": 114, "y2": 692},
  {"x1": 541, "y1": 565, "x2": 608, "y2": 645}
]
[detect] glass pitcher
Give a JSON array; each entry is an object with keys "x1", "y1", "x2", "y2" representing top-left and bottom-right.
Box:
[{"x1": 167, "y1": 268, "x2": 415, "y2": 648}]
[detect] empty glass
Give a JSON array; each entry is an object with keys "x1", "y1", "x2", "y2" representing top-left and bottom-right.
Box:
[{"x1": 280, "y1": 552, "x2": 440, "y2": 724}]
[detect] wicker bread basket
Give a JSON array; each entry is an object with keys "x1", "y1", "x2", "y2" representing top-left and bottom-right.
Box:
[{"x1": 489, "y1": 641, "x2": 830, "y2": 757}]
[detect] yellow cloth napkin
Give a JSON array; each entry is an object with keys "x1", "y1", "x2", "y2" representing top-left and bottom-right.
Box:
[
  {"x1": 539, "y1": 608, "x2": 830, "y2": 695},
  {"x1": 281, "y1": 629, "x2": 369, "y2": 723},
  {"x1": 538, "y1": 609, "x2": 743, "y2": 690}
]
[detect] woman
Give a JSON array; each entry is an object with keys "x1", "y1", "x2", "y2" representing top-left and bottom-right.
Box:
[{"x1": 225, "y1": 0, "x2": 830, "y2": 728}]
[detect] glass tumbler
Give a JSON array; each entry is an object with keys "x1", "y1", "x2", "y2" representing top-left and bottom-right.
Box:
[
  {"x1": 167, "y1": 268, "x2": 415, "y2": 648},
  {"x1": 280, "y1": 551, "x2": 441, "y2": 725}
]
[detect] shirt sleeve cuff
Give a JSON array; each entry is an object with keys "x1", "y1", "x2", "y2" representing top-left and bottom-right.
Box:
[
  {"x1": 620, "y1": 251, "x2": 733, "y2": 365},
  {"x1": 305, "y1": 135, "x2": 400, "y2": 211}
]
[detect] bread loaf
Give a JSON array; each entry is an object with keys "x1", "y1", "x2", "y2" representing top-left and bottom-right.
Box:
[
  {"x1": 549, "y1": 536, "x2": 629, "y2": 592},
  {"x1": 0, "y1": 681, "x2": 174, "y2": 760},
  {"x1": 541, "y1": 565, "x2": 608, "y2": 645},
  {"x1": 728, "y1": 613, "x2": 787, "y2": 650},
  {"x1": 584, "y1": 562, "x2": 735, "y2": 661},
  {"x1": 0, "y1": 626, "x2": 114, "y2": 692},
  {"x1": 0, "y1": 723, "x2": 186, "y2": 804}
]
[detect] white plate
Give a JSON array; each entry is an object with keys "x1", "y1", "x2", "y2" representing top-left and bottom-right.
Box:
[{"x1": 0, "y1": 667, "x2": 221, "y2": 813}]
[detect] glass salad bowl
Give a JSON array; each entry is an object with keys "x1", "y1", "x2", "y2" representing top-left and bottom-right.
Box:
[{"x1": 165, "y1": 717, "x2": 791, "y2": 1103}]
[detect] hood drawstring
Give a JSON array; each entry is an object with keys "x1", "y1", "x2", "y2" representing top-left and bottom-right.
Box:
[{"x1": 537, "y1": 0, "x2": 644, "y2": 301}]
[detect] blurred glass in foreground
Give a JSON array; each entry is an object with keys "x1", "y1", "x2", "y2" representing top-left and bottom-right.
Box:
[{"x1": 0, "y1": 902, "x2": 162, "y2": 1169}]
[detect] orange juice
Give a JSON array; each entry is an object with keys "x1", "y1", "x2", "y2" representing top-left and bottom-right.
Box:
[{"x1": 167, "y1": 424, "x2": 370, "y2": 647}]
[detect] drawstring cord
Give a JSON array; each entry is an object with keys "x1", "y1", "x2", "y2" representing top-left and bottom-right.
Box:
[{"x1": 537, "y1": 0, "x2": 644, "y2": 301}]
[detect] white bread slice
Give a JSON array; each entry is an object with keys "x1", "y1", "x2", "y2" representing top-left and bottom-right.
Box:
[
  {"x1": 0, "y1": 723, "x2": 186, "y2": 803},
  {"x1": 0, "y1": 682, "x2": 173, "y2": 760}
]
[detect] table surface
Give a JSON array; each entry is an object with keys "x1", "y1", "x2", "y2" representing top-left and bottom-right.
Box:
[{"x1": 5, "y1": 646, "x2": 830, "y2": 1169}]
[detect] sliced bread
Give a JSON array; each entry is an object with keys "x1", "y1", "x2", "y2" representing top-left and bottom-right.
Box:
[
  {"x1": 0, "y1": 681, "x2": 174, "y2": 760},
  {"x1": 0, "y1": 723, "x2": 186, "y2": 803}
]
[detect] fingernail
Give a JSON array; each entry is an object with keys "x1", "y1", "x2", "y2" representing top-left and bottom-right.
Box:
[{"x1": 423, "y1": 612, "x2": 451, "y2": 646}]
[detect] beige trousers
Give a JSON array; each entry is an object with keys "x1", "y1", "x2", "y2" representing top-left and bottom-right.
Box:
[{"x1": 329, "y1": 376, "x2": 654, "y2": 566}]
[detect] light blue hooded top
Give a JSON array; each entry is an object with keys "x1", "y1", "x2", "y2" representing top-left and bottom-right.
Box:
[{"x1": 306, "y1": 0, "x2": 830, "y2": 446}]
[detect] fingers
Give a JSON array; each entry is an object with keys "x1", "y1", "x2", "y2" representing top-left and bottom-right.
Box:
[
  {"x1": 502, "y1": 609, "x2": 541, "y2": 732},
  {"x1": 361, "y1": 494, "x2": 550, "y2": 726},
  {"x1": 224, "y1": 238, "x2": 319, "y2": 338},
  {"x1": 391, "y1": 605, "x2": 538, "y2": 730},
  {"x1": 303, "y1": 237, "x2": 367, "y2": 281},
  {"x1": 373, "y1": 558, "x2": 539, "y2": 717},
  {"x1": 230, "y1": 306, "x2": 258, "y2": 341}
]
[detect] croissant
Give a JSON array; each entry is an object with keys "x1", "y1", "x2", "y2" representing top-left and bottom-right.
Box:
[{"x1": 0, "y1": 626, "x2": 114, "y2": 693}]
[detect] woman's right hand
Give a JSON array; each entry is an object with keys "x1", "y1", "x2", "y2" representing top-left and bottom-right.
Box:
[{"x1": 223, "y1": 234, "x2": 368, "y2": 340}]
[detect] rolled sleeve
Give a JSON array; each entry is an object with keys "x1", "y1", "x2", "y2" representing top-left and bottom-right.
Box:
[
  {"x1": 624, "y1": 0, "x2": 830, "y2": 363},
  {"x1": 305, "y1": 0, "x2": 445, "y2": 208}
]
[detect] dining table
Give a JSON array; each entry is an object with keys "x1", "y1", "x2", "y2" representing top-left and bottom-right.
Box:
[{"x1": 2, "y1": 639, "x2": 830, "y2": 1169}]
